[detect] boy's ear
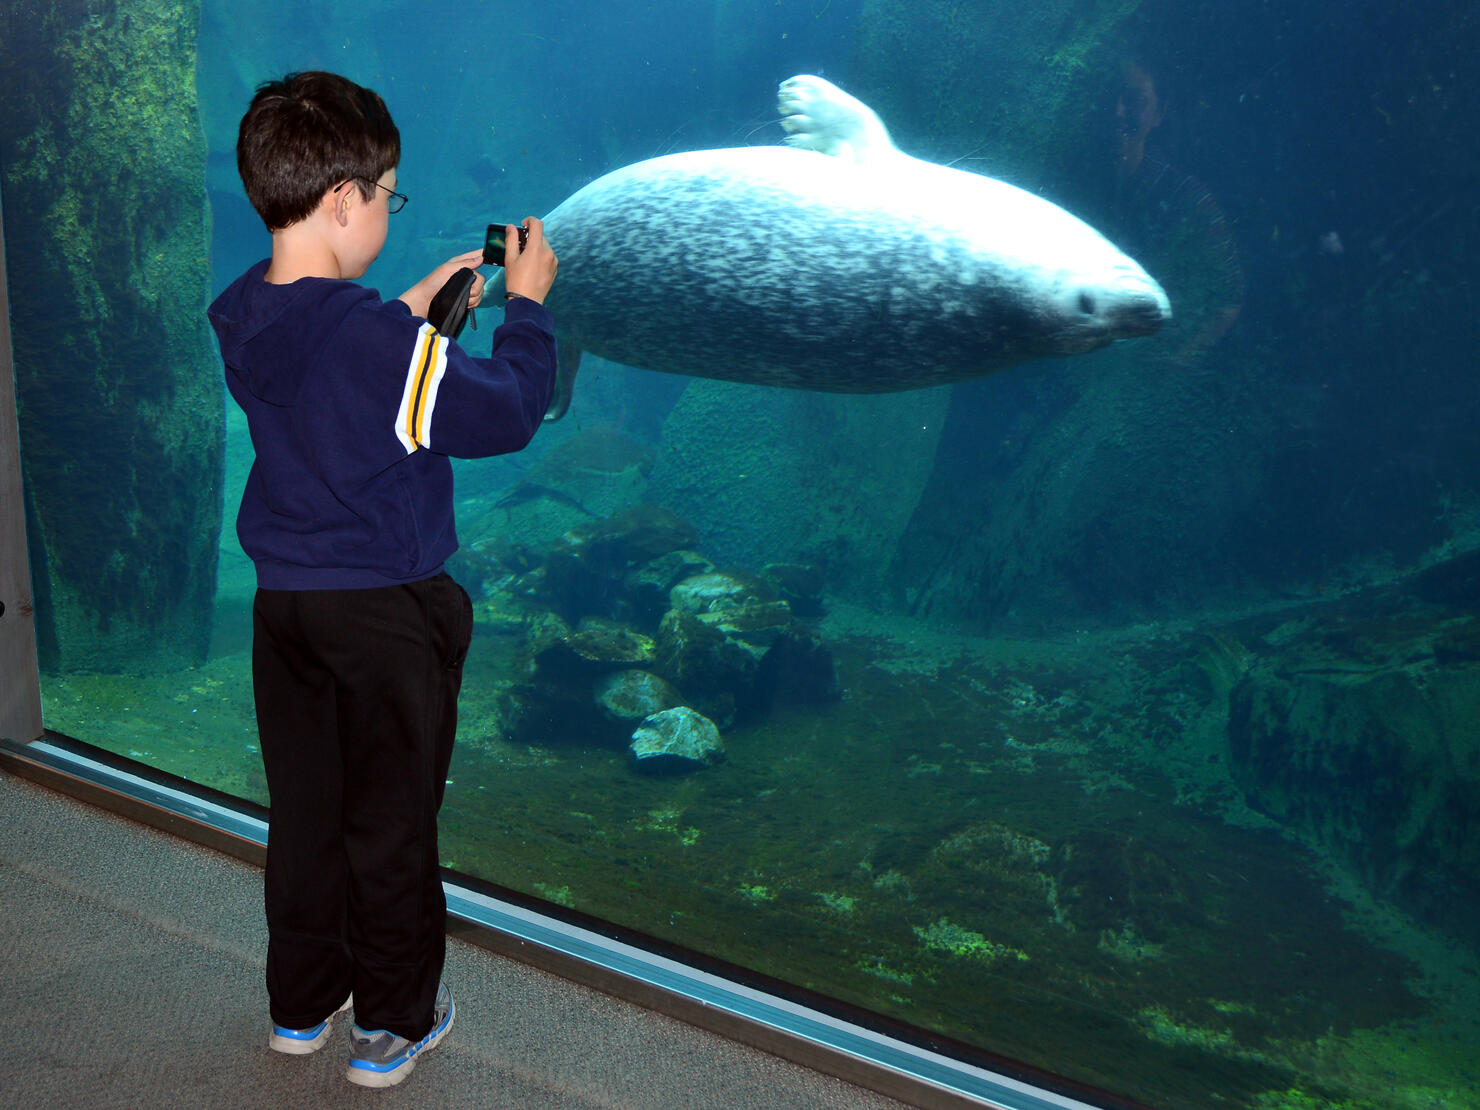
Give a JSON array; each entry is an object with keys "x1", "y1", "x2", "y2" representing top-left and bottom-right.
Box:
[{"x1": 327, "y1": 183, "x2": 352, "y2": 227}]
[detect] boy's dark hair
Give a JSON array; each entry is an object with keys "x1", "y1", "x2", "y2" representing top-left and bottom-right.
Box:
[{"x1": 237, "y1": 71, "x2": 401, "y2": 231}]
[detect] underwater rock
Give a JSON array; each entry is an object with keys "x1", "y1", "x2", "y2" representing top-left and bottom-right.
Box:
[
  {"x1": 499, "y1": 678, "x2": 608, "y2": 748},
  {"x1": 483, "y1": 496, "x2": 845, "y2": 746},
  {"x1": 625, "y1": 549, "x2": 714, "y2": 626},
  {"x1": 499, "y1": 614, "x2": 644, "y2": 747},
  {"x1": 763, "y1": 562, "x2": 827, "y2": 619},
  {"x1": 647, "y1": 381, "x2": 947, "y2": 613},
  {"x1": 526, "y1": 612, "x2": 656, "y2": 676},
  {"x1": 669, "y1": 570, "x2": 761, "y2": 613},
  {"x1": 1228, "y1": 613, "x2": 1480, "y2": 947},
  {"x1": 594, "y1": 669, "x2": 685, "y2": 727},
  {"x1": 670, "y1": 571, "x2": 792, "y2": 657},
  {"x1": 505, "y1": 614, "x2": 667, "y2": 747},
  {"x1": 658, "y1": 574, "x2": 839, "y2": 713},
  {"x1": 0, "y1": 0, "x2": 222, "y2": 672},
  {"x1": 652, "y1": 608, "x2": 754, "y2": 726},
  {"x1": 696, "y1": 598, "x2": 794, "y2": 655},
  {"x1": 541, "y1": 504, "x2": 698, "y2": 622},
  {"x1": 498, "y1": 506, "x2": 840, "y2": 742},
  {"x1": 629, "y1": 706, "x2": 725, "y2": 774}
]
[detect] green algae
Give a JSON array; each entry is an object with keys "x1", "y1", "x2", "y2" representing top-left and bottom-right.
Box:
[
  {"x1": 818, "y1": 891, "x2": 857, "y2": 914},
  {"x1": 914, "y1": 918, "x2": 1030, "y2": 965}
]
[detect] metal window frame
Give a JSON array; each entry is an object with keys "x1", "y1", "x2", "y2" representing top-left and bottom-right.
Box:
[
  {"x1": 0, "y1": 187, "x2": 1133, "y2": 1110},
  {"x1": 0, "y1": 185, "x2": 44, "y2": 746}
]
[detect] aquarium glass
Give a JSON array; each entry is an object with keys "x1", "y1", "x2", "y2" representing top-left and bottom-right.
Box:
[{"x1": 3, "y1": 1, "x2": 1478, "y2": 1107}]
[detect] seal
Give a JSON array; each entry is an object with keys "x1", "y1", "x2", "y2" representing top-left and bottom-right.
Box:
[{"x1": 507, "y1": 75, "x2": 1171, "y2": 419}]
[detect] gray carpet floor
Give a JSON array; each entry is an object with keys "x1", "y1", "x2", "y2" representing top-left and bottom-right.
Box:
[{"x1": 0, "y1": 770, "x2": 915, "y2": 1109}]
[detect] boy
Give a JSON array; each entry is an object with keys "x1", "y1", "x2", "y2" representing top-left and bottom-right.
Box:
[{"x1": 207, "y1": 71, "x2": 558, "y2": 1088}]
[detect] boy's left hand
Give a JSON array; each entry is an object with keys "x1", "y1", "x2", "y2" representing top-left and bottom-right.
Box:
[{"x1": 397, "y1": 249, "x2": 487, "y2": 319}]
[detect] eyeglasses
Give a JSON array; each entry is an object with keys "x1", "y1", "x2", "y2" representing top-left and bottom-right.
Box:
[{"x1": 336, "y1": 178, "x2": 408, "y2": 214}]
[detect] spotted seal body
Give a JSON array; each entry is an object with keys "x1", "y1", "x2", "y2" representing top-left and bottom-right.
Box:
[{"x1": 524, "y1": 75, "x2": 1170, "y2": 418}]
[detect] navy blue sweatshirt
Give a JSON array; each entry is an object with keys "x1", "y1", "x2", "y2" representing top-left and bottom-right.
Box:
[{"x1": 208, "y1": 259, "x2": 557, "y2": 590}]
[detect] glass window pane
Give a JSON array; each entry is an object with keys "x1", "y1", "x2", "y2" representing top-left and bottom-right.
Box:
[{"x1": 3, "y1": 3, "x2": 1476, "y2": 1108}]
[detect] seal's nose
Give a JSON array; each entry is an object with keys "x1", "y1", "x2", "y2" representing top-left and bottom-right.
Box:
[{"x1": 1105, "y1": 270, "x2": 1172, "y2": 336}]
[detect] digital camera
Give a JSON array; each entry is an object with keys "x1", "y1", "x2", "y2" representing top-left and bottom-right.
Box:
[{"x1": 483, "y1": 222, "x2": 530, "y2": 267}]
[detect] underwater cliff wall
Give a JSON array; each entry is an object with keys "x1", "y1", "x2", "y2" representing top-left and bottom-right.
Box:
[
  {"x1": 0, "y1": 0, "x2": 222, "y2": 672},
  {"x1": 849, "y1": 0, "x2": 1137, "y2": 178},
  {"x1": 645, "y1": 382, "x2": 950, "y2": 606},
  {"x1": 1222, "y1": 563, "x2": 1480, "y2": 949}
]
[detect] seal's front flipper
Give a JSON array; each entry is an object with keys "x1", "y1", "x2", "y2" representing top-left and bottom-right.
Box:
[{"x1": 544, "y1": 343, "x2": 582, "y2": 422}]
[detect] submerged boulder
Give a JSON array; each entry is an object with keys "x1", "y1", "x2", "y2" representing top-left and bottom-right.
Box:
[
  {"x1": 699, "y1": 598, "x2": 794, "y2": 653},
  {"x1": 763, "y1": 562, "x2": 827, "y2": 619},
  {"x1": 669, "y1": 571, "x2": 757, "y2": 614},
  {"x1": 527, "y1": 613, "x2": 656, "y2": 677},
  {"x1": 542, "y1": 504, "x2": 699, "y2": 622},
  {"x1": 629, "y1": 707, "x2": 724, "y2": 774},
  {"x1": 489, "y1": 504, "x2": 839, "y2": 749},
  {"x1": 625, "y1": 549, "x2": 714, "y2": 626},
  {"x1": 653, "y1": 608, "x2": 754, "y2": 725},
  {"x1": 502, "y1": 614, "x2": 659, "y2": 746},
  {"x1": 670, "y1": 571, "x2": 793, "y2": 658},
  {"x1": 594, "y1": 669, "x2": 685, "y2": 728}
]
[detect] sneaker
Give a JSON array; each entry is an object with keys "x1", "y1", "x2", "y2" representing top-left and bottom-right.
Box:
[
  {"x1": 345, "y1": 983, "x2": 454, "y2": 1088},
  {"x1": 269, "y1": 994, "x2": 353, "y2": 1055}
]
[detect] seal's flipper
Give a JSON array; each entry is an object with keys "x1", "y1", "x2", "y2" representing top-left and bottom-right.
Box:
[
  {"x1": 777, "y1": 74, "x2": 898, "y2": 164},
  {"x1": 544, "y1": 343, "x2": 582, "y2": 422}
]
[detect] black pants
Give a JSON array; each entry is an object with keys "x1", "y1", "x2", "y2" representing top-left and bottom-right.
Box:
[{"x1": 251, "y1": 572, "x2": 472, "y2": 1041}]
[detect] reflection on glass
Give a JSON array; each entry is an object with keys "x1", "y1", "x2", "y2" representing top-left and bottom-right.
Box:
[{"x1": 5, "y1": 2, "x2": 1479, "y2": 1108}]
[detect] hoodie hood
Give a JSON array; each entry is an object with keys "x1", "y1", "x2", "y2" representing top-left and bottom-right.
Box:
[{"x1": 208, "y1": 259, "x2": 378, "y2": 406}]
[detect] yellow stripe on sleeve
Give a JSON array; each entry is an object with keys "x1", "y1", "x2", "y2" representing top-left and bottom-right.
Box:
[{"x1": 394, "y1": 324, "x2": 445, "y2": 454}]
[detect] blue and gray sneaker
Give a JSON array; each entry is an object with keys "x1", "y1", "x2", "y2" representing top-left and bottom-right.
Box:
[
  {"x1": 345, "y1": 983, "x2": 454, "y2": 1088},
  {"x1": 269, "y1": 995, "x2": 353, "y2": 1055}
]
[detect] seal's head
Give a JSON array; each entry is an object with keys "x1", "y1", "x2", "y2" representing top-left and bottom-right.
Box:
[{"x1": 1046, "y1": 259, "x2": 1172, "y2": 354}]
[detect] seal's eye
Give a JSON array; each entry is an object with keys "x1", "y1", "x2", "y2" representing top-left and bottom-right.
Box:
[{"x1": 1078, "y1": 291, "x2": 1097, "y2": 315}]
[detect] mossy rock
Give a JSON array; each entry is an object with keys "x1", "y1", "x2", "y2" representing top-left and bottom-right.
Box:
[{"x1": 0, "y1": 0, "x2": 222, "y2": 672}]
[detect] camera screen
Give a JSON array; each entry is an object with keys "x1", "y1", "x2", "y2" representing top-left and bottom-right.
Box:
[{"x1": 482, "y1": 225, "x2": 508, "y2": 267}]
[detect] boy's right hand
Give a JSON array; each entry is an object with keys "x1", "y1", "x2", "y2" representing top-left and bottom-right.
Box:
[{"x1": 503, "y1": 217, "x2": 558, "y2": 304}]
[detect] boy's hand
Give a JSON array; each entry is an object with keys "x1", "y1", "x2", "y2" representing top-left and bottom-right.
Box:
[
  {"x1": 397, "y1": 249, "x2": 487, "y2": 319},
  {"x1": 503, "y1": 218, "x2": 558, "y2": 304}
]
